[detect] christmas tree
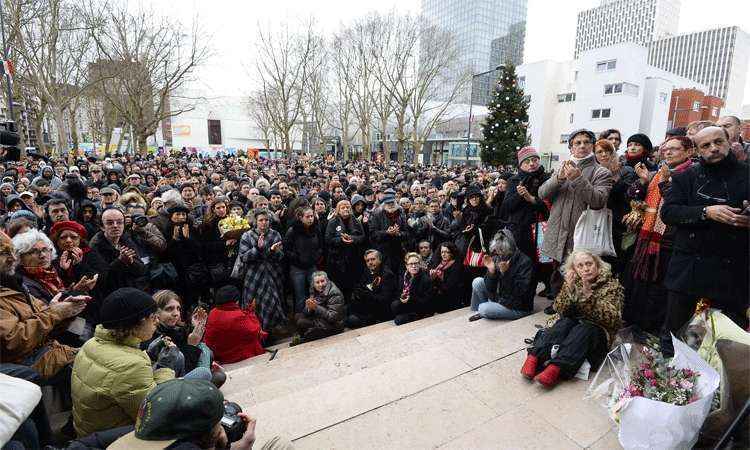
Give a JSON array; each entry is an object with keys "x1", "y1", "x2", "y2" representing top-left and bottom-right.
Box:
[{"x1": 479, "y1": 64, "x2": 529, "y2": 167}]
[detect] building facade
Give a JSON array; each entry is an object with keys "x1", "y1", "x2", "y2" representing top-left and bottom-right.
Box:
[
  {"x1": 648, "y1": 26, "x2": 750, "y2": 114},
  {"x1": 421, "y1": 0, "x2": 528, "y2": 106},
  {"x1": 517, "y1": 43, "x2": 706, "y2": 166},
  {"x1": 574, "y1": 0, "x2": 680, "y2": 58},
  {"x1": 667, "y1": 88, "x2": 724, "y2": 129}
]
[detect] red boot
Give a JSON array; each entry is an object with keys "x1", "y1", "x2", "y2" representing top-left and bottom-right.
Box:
[
  {"x1": 534, "y1": 364, "x2": 561, "y2": 388},
  {"x1": 520, "y1": 354, "x2": 539, "y2": 379}
]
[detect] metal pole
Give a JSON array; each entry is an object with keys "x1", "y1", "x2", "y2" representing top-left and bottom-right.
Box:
[{"x1": 0, "y1": 1, "x2": 14, "y2": 124}]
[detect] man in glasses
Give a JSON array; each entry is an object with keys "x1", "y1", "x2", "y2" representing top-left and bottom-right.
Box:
[
  {"x1": 538, "y1": 128, "x2": 614, "y2": 302},
  {"x1": 660, "y1": 125, "x2": 749, "y2": 356},
  {"x1": 90, "y1": 207, "x2": 148, "y2": 296}
]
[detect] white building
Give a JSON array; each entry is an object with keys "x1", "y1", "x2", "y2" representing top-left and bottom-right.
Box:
[
  {"x1": 517, "y1": 43, "x2": 706, "y2": 166},
  {"x1": 648, "y1": 26, "x2": 750, "y2": 114},
  {"x1": 575, "y1": 0, "x2": 680, "y2": 58}
]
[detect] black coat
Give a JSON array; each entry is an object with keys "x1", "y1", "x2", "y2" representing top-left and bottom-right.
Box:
[
  {"x1": 54, "y1": 248, "x2": 109, "y2": 323},
  {"x1": 500, "y1": 168, "x2": 550, "y2": 259},
  {"x1": 429, "y1": 261, "x2": 465, "y2": 312},
  {"x1": 325, "y1": 215, "x2": 365, "y2": 279},
  {"x1": 90, "y1": 231, "x2": 148, "y2": 295},
  {"x1": 661, "y1": 154, "x2": 749, "y2": 304},
  {"x1": 369, "y1": 208, "x2": 407, "y2": 274},
  {"x1": 284, "y1": 220, "x2": 324, "y2": 270},
  {"x1": 394, "y1": 270, "x2": 433, "y2": 316},
  {"x1": 483, "y1": 250, "x2": 535, "y2": 312},
  {"x1": 353, "y1": 266, "x2": 398, "y2": 315}
]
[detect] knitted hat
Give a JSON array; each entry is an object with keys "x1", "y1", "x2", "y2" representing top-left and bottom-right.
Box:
[
  {"x1": 9, "y1": 210, "x2": 38, "y2": 224},
  {"x1": 100, "y1": 288, "x2": 157, "y2": 329},
  {"x1": 49, "y1": 220, "x2": 88, "y2": 241},
  {"x1": 214, "y1": 285, "x2": 240, "y2": 305},
  {"x1": 567, "y1": 129, "x2": 596, "y2": 149},
  {"x1": 517, "y1": 146, "x2": 540, "y2": 165},
  {"x1": 626, "y1": 133, "x2": 654, "y2": 155}
]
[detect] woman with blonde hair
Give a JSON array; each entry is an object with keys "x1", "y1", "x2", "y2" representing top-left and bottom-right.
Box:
[
  {"x1": 520, "y1": 250, "x2": 623, "y2": 388},
  {"x1": 391, "y1": 252, "x2": 433, "y2": 325}
]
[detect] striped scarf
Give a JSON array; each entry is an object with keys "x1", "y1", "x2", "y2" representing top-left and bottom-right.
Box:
[{"x1": 631, "y1": 160, "x2": 691, "y2": 281}]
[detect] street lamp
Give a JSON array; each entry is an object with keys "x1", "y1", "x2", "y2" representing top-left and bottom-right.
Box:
[{"x1": 466, "y1": 65, "x2": 503, "y2": 164}]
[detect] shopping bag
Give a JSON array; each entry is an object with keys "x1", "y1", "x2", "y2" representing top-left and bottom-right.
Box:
[
  {"x1": 463, "y1": 228, "x2": 486, "y2": 268},
  {"x1": 573, "y1": 207, "x2": 616, "y2": 257}
]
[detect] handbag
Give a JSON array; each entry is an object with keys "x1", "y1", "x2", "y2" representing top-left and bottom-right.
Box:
[
  {"x1": 573, "y1": 206, "x2": 617, "y2": 257},
  {"x1": 207, "y1": 262, "x2": 228, "y2": 285},
  {"x1": 463, "y1": 227, "x2": 486, "y2": 267},
  {"x1": 149, "y1": 262, "x2": 178, "y2": 288},
  {"x1": 230, "y1": 254, "x2": 246, "y2": 280}
]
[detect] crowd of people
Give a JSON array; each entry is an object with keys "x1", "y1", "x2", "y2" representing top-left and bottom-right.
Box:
[{"x1": 0, "y1": 114, "x2": 748, "y2": 449}]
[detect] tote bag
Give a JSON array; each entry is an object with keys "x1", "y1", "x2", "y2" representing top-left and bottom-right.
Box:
[
  {"x1": 573, "y1": 206, "x2": 617, "y2": 257},
  {"x1": 463, "y1": 228, "x2": 486, "y2": 267}
]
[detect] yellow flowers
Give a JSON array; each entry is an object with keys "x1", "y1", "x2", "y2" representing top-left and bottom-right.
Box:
[{"x1": 219, "y1": 215, "x2": 251, "y2": 238}]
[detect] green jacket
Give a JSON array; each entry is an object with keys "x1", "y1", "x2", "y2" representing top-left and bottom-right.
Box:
[{"x1": 71, "y1": 325, "x2": 174, "y2": 437}]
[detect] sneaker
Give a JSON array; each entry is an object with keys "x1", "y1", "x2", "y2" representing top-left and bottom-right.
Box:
[
  {"x1": 468, "y1": 313, "x2": 482, "y2": 322},
  {"x1": 520, "y1": 354, "x2": 539, "y2": 380},
  {"x1": 534, "y1": 364, "x2": 561, "y2": 388}
]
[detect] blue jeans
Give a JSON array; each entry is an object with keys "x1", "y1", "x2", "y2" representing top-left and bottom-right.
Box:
[
  {"x1": 470, "y1": 277, "x2": 531, "y2": 320},
  {"x1": 290, "y1": 266, "x2": 316, "y2": 314},
  {"x1": 183, "y1": 367, "x2": 212, "y2": 381}
]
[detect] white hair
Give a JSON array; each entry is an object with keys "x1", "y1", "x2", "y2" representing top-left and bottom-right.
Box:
[
  {"x1": 12, "y1": 229, "x2": 57, "y2": 260},
  {"x1": 160, "y1": 189, "x2": 183, "y2": 206},
  {"x1": 255, "y1": 178, "x2": 270, "y2": 191}
]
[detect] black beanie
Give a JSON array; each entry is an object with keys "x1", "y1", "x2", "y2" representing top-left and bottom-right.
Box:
[
  {"x1": 100, "y1": 288, "x2": 157, "y2": 329},
  {"x1": 626, "y1": 133, "x2": 654, "y2": 155},
  {"x1": 214, "y1": 285, "x2": 241, "y2": 305}
]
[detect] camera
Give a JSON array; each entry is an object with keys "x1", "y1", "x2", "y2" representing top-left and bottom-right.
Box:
[
  {"x1": 220, "y1": 402, "x2": 247, "y2": 443},
  {"x1": 132, "y1": 214, "x2": 148, "y2": 227}
]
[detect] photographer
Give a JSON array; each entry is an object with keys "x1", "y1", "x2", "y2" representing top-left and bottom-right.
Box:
[
  {"x1": 108, "y1": 379, "x2": 292, "y2": 450},
  {"x1": 123, "y1": 202, "x2": 167, "y2": 256}
]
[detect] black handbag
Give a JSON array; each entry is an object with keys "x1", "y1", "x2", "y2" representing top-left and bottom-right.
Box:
[
  {"x1": 207, "y1": 262, "x2": 228, "y2": 285},
  {"x1": 149, "y1": 262, "x2": 178, "y2": 288}
]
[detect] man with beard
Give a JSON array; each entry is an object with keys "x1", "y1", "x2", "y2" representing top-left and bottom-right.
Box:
[
  {"x1": 325, "y1": 200, "x2": 365, "y2": 303},
  {"x1": 369, "y1": 193, "x2": 407, "y2": 276},
  {"x1": 346, "y1": 249, "x2": 397, "y2": 328}
]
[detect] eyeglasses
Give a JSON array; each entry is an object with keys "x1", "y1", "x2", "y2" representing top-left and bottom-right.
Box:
[
  {"x1": 406, "y1": 262, "x2": 420, "y2": 267},
  {"x1": 696, "y1": 180, "x2": 728, "y2": 204},
  {"x1": 26, "y1": 247, "x2": 53, "y2": 257}
]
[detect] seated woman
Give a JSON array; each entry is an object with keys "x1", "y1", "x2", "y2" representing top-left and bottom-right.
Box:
[
  {"x1": 521, "y1": 250, "x2": 623, "y2": 388},
  {"x1": 391, "y1": 252, "x2": 433, "y2": 326},
  {"x1": 429, "y1": 242, "x2": 465, "y2": 312},
  {"x1": 142, "y1": 290, "x2": 222, "y2": 385},
  {"x1": 469, "y1": 229, "x2": 535, "y2": 321},
  {"x1": 292, "y1": 271, "x2": 345, "y2": 346},
  {"x1": 203, "y1": 285, "x2": 267, "y2": 365},
  {"x1": 71, "y1": 288, "x2": 177, "y2": 437}
]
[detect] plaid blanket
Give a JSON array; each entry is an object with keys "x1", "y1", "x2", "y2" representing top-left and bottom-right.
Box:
[{"x1": 238, "y1": 229, "x2": 287, "y2": 331}]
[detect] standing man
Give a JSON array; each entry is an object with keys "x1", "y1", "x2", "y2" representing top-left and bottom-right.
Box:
[
  {"x1": 660, "y1": 126, "x2": 749, "y2": 355},
  {"x1": 538, "y1": 129, "x2": 614, "y2": 301},
  {"x1": 717, "y1": 115, "x2": 748, "y2": 162}
]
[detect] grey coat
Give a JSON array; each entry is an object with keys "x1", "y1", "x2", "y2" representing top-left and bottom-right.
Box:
[{"x1": 538, "y1": 155, "x2": 613, "y2": 262}]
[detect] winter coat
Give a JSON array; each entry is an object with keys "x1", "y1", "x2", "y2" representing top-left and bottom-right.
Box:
[
  {"x1": 203, "y1": 302, "x2": 266, "y2": 364},
  {"x1": 237, "y1": 228, "x2": 286, "y2": 331},
  {"x1": 284, "y1": 220, "x2": 324, "y2": 270},
  {"x1": 71, "y1": 325, "x2": 175, "y2": 437},
  {"x1": 500, "y1": 168, "x2": 550, "y2": 259},
  {"x1": 130, "y1": 223, "x2": 167, "y2": 256},
  {"x1": 483, "y1": 250, "x2": 535, "y2": 313},
  {"x1": 325, "y1": 215, "x2": 365, "y2": 278},
  {"x1": 54, "y1": 248, "x2": 109, "y2": 324},
  {"x1": 368, "y1": 209, "x2": 407, "y2": 275},
  {"x1": 89, "y1": 232, "x2": 148, "y2": 296},
  {"x1": 607, "y1": 165, "x2": 638, "y2": 245},
  {"x1": 551, "y1": 266, "x2": 623, "y2": 344},
  {"x1": 394, "y1": 270, "x2": 433, "y2": 316},
  {"x1": 427, "y1": 213, "x2": 452, "y2": 250},
  {"x1": 660, "y1": 153, "x2": 749, "y2": 304},
  {"x1": 0, "y1": 282, "x2": 77, "y2": 380},
  {"x1": 538, "y1": 155, "x2": 613, "y2": 262},
  {"x1": 353, "y1": 266, "x2": 398, "y2": 314},
  {"x1": 301, "y1": 281, "x2": 346, "y2": 331},
  {"x1": 429, "y1": 260, "x2": 465, "y2": 312}
]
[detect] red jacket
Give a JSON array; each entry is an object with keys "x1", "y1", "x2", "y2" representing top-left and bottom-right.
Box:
[{"x1": 204, "y1": 302, "x2": 266, "y2": 364}]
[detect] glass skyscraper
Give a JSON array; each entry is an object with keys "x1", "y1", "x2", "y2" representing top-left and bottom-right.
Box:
[{"x1": 421, "y1": 0, "x2": 528, "y2": 106}]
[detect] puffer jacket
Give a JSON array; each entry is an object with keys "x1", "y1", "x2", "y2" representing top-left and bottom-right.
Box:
[
  {"x1": 0, "y1": 282, "x2": 76, "y2": 380},
  {"x1": 71, "y1": 325, "x2": 174, "y2": 437},
  {"x1": 304, "y1": 281, "x2": 346, "y2": 331},
  {"x1": 538, "y1": 155, "x2": 613, "y2": 262}
]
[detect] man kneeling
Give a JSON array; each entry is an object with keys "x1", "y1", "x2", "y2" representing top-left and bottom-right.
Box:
[{"x1": 292, "y1": 271, "x2": 345, "y2": 346}]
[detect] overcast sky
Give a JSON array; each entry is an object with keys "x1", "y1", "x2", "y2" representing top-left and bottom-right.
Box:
[{"x1": 156, "y1": 0, "x2": 750, "y2": 104}]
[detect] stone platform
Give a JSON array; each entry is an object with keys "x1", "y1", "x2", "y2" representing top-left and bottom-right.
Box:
[{"x1": 222, "y1": 301, "x2": 621, "y2": 449}]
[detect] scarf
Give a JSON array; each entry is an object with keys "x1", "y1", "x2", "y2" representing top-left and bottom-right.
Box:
[
  {"x1": 401, "y1": 272, "x2": 414, "y2": 299},
  {"x1": 430, "y1": 259, "x2": 454, "y2": 282},
  {"x1": 23, "y1": 266, "x2": 65, "y2": 296},
  {"x1": 570, "y1": 153, "x2": 595, "y2": 164},
  {"x1": 631, "y1": 159, "x2": 692, "y2": 281}
]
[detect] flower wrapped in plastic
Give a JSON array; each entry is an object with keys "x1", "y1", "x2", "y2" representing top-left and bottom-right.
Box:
[
  {"x1": 588, "y1": 334, "x2": 719, "y2": 449},
  {"x1": 218, "y1": 215, "x2": 251, "y2": 240}
]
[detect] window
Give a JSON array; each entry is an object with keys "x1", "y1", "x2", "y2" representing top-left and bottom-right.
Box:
[
  {"x1": 557, "y1": 92, "x2": 576, "y2": 103},
  {"x1": 592, "y1": 108, "x2": 611, "y2": 119},
  {"x1": 560, "y1": 134, "x2": 570, "y2": 144},
  {"x1": 711, "y1": 107, "x2": 719, "y2": 116},
  {"x1": 596, "y1": 59, "x2": 617, "y2": 72},
  {"x1": 692, "y1": 101, "x2": 701, "y2": 112},
  {"x1": 207, "y1": 119, "x2": 222, "y2": 145}
]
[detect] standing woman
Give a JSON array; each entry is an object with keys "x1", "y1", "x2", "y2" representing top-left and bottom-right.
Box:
[
  {"x1": 325, "y1": 200, "x2": 365, "y2": 303},
  {"x1": 237, "y1": 209, "x2": 286, "y2": 334},
  {"x1": 392, "y1": 253, "x2": 433, "y2": 325},
  {"x1": 200, "y1": 197, "x2": 234, "y2": 289},
  {"x1": 624, "y1": 136, "x2": 695, "y2": 333}
]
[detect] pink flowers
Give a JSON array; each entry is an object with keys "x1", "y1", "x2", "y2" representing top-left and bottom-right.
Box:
[
  {"x1": 643, "y1": 369, "x2": 654, "y2": 379},
  {"x1": 617, "y1": 347, "x2": 701, "y2": 407}
]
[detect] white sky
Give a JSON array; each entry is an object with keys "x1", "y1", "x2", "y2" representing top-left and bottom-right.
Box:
[{"x1": 154, "y1": 0, "x2": 750, "y2": 104}]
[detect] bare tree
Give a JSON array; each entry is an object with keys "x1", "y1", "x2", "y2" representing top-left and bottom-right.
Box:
[
  {"x1": 84, "y1": 2, "x2": 210, "y2": 154},
  {"x1": 329, "y1": 31, "x2": 358, "y2": 160},
  {"x1": 246, "y1": 90, "x2": 277, "y2": 151},
  {"x1": 301, "y1": 33, "x2": 329, "y2": 154},
  {"x1": 254, "y1": 19, "x2": 316, "y2": 158}
]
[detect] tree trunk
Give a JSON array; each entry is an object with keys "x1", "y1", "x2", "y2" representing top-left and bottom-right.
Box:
[
  {"x1": 32, "y1": 109, "x2": 47, "y2": 154},
  {"x1": 138, "y1": 133, "x2": 148, "y2": 155},
  {"x1": 70, "y1": 109, "x2": 80, "y2": 154},
  {"x1": 52, "y1": 105, "x2": 68, "y2": 157}
]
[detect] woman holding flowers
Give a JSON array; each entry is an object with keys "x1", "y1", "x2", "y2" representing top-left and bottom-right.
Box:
[
  {"x1": 521, "y1": 250, "x2": 623, "y2": 388},
  {"x1": 200, "y1": 196, "x2": 235, "y2": 288}
]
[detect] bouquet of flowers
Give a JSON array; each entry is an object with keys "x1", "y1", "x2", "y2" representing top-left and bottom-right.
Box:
[
  {"x1": 218, "y1": 215, "x2": 251, "y2": 240},
  {"x1": 588, "y1": 334, "x2": 719, "y2": 450}
]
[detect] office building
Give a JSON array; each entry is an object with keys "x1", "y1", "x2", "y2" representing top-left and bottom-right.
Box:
[
  {"x1": 421, "y1": 0, "x2": 528, "y2": 105},
  {"x1": 667, "y1": 88, "x2": 723, "y2": 129},
  {"x1": 574, "y1": 0, "x2": 681, "y2": 58},
  {"x1": 648, "y1": 26, "x2": 750, "y2": 113}
]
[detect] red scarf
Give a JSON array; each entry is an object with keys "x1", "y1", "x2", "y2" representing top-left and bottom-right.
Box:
[
  {"x1": 24, "y1": 266, "x2": 65, "y2": 296},
  {"x1": 430, "y1": 259, "x2": 454, "y2": 281}
]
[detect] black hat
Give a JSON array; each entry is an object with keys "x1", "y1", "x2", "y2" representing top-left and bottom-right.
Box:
[
  {"x1": 360, "y1": 186, "x2": 374, "y2": 196},
  {"x1": 666, "y1": 127, "x2": 687, "y2": 137},
  {"x1": 567, "y1": 129, "x2": 596, "y2": 149},
  {"x1": 465, "y1": 185, "x2": 483, "y2": 198},
  {"x1": 109, "y1": 379, "x2": 224, "y2": 450},
  {"x1": 214, "y1": 285, "x2": 240, "y2": 305},
  {"x1": 166, "y1": 203, "x2": 190, "y2": 216},
  {"x1": 626, "y1": 133, "x2": 654, "y2": 155},
  {"x1": 100, "y1": 288, "x2": 156, "y2": 329}
]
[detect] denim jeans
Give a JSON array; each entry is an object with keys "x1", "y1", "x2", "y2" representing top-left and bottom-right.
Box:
[
  {"x1": 469, "y1": 277, "x2": 531, "y2": 320},
  {"x1": 183, "y1": 366, "x2": 212, "y2": 381},
  {"x1": 290, "y1": 266, "x2": 316, "y2": 314}
]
